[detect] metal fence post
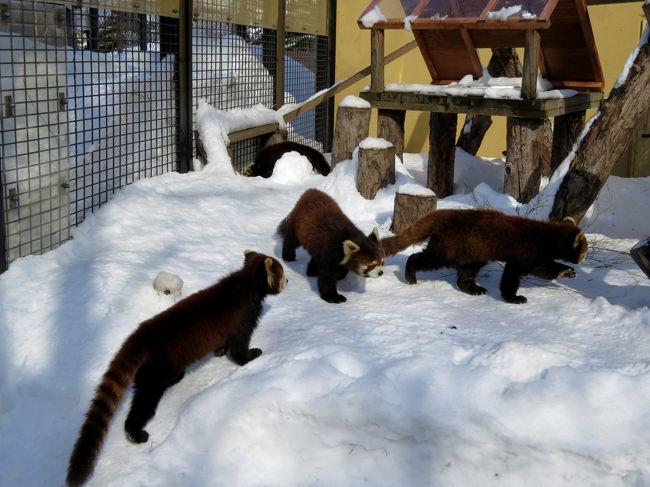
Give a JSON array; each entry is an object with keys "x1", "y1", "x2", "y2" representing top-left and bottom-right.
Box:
[
  {"x1": 178, "y1": 0, "x2": 193, "y2": 173},
  {"x1": 275, "y1": 0, "x2": 286, "y2": 109},
  {"x1": 0, "y1": 172, "x2": 7, "y2": 273}
]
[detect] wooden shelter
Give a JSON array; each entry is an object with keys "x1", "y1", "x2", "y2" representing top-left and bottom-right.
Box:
[{"x1": 357, "y1": 0, "x2": 605, "y2": 201}]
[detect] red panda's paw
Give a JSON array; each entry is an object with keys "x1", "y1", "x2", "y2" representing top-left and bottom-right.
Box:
[
  {"x1": 557, "y1": 267, "x2": 577, "y2": 279},
  {"x1": 321, "y1": 293, "x2": 347, "y2": 303},
  {"x1": 126, "y1": 429, "x2": 149, "y2": 444},
  {"x1": 459, "y1": 284, "x2": 487, "y2": 296},
  {"x1": 503, "y1": 295, "x2": 527, "y2": 304},
  {"x1": 248, "y1": 348, "x2": 263, "y2": 361}
]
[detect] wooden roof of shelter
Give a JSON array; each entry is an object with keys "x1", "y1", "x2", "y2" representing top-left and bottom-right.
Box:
[{"x1": 358, "y1": 0, "x2": 604, "y2": 92}]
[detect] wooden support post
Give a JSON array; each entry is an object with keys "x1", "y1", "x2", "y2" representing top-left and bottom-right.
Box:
[
  {"x1": 631, "y1": 237, "x2": 650, "y2": 280},
  {"x1": 521, "y1": 30, "x2": 540, "y2": 100},
  {"x1": 427, "y1": 113, "x2": 457, "y2": 198},
  {"x1": 550, "y1": 110, "x2": 586, "y2": 171},
  {"x1": 357, "y1": 139, "x2": 395, "y2": 200},
  {"x1": 391, "y1": 188, "x2": 437, "y2": 234},
  {"x1": 331, "y1": 104, "x2": 371, "y2": 167},
  {"x1": 504, "y1": 117, "x2": 547, "y2": 203},
  {"x1": 644, "y1": 0, "x2": 650, "y2": 24},
  {"x1": 370, "y1": 29, "x2": 384, "y2": 93},
  {"x1": 378, "y1": 109, "x2": 405, "y2": 162}
]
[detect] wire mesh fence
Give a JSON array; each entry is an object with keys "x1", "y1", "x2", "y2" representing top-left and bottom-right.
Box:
[{"x1": 0, "y1": 0, "x2": 335, "y2": 271}]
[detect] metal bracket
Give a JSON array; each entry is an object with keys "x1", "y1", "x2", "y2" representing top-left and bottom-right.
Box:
[
  {"x1": 4, "y1": 95, "x2": 14, "y2": 117},
  {"x1": 8, "y1": 188, "x2": 18, "y2": 209},
  {"x1": 58, "y1": 93, "x2": 67, "y2": 112}
]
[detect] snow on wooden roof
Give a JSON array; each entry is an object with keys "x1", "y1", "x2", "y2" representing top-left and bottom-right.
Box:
[{"x1": 358, "y1": 0, "x2": 604, "y2": 91}]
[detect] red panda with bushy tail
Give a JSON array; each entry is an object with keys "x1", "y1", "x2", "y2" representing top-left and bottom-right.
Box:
[
  {"x1": 66, "y1": 251, "x2": 287, "y2": 486},
  {"x1": 278, "y1": 188, "x2": 385, "y2": 303},
  {"x1": 381, "y1": 208, "x2": 588, "y2": 303}
]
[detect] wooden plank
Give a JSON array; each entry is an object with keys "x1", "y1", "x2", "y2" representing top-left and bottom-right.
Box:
[
  {"x1": 358, "y1": 91, "x2": 603, "y2": 118},
  {"x1": 522, "y1": 30, "x2": 541, "y2": 99},
  {"x1": 572, "y1": 0, "x2": 605, "y2": 88},
  {"x1": 370, "y1": 29, "x2": 385, "y2": 93},
  {"x1": 359, "y1": 18, "x2": 551, "y2": 29},
  {"x1": 282, "y1": 40, "x2": 418, "y2": 123},
  {"x1": 228, "y1": 123, "x2": 280, "y2": 144}
]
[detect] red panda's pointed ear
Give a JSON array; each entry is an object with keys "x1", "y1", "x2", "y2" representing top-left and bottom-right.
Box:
[
  {"x1": 243, "y1": 249, "x2": 257, "y2": 264},
  {"x1": 341, "y1": 240, "x2": 360, "y2": 265},
  {"x1": 369, "y1": 228, "x2": 380, "y2": 241}
]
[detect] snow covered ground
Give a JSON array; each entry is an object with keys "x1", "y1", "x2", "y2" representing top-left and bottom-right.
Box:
[{"x1": 1, "y1": 123, "x2": 649, "y2": 486}]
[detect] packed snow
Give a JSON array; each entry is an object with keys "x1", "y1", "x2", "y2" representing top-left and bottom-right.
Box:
[
  {"x1": 359, "y1": 136, "x2": 394, "y2": 150},
  {"x1": 1, "y1": 105, "x2": 649, "y2": 487},
  {"x1": 338, "y1": 94, "x2": 372, "y2": 109}
]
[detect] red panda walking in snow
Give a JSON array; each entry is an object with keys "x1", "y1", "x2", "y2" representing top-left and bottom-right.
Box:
[
  {"x1": 66, "y1": 251, "x2": 287, "y2": 486},
  {"x1": 381, "y1": 209, "x2": 588, "y2": 303},
  {"x1": 278, "y1": 189, "x2": 385, "y2": 303}
]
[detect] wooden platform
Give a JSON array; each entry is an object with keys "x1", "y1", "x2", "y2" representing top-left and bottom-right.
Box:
[{"x1": 359, "y1": 90, "x2": 602, "y2": 119}]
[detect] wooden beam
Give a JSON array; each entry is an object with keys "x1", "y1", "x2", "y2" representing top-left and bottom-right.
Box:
[
  {"x1": 282, "y1": 40, "x2": 418, "y2": 123},
  {"x1": 522, "y1": 30, "x2": 540, "y2": 100},
  {"x1": 359, "y1": 91, "x2": 602, "y2": 119},
  {"x1": 370, "y1": 29, "x2": 385, "y2": 93},
  {"x1": 228, "y1": 123, "x2": 280, "y2": 144}
]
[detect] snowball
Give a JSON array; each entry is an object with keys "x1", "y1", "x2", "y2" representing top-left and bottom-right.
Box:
[
  {"x1": 153, "y1": 271, "x2": 184, "y2": 297},
  {"x1": 269, "y1": 151, "x2": 316, "y2": 184}
]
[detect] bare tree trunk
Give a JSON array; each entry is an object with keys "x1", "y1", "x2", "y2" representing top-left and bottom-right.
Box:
[
  {"x1": 550, "y1": 37, "x2": 650, "y2": 222},
  {"x1": 456, "y1": 48, "x2": 522, "y2": 155}
]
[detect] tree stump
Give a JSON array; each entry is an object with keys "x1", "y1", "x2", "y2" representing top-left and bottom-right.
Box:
[
  {"x1": 427, "y1": 112, "x2": 457, "y2": 198},
  {"x1": 503, "y1": 117, "x2": 548, "y2": 203},
  {"x1": 390, "y1": 186, "x2": 437, "y2": 234},
  {"x1": 357, "y1": 137, "x2": 395, "y2": 200},
  {"x1": 331, "y1": 97, "x2": 371, "y2": 168},
  {"x1": 378, "y1": 108, "x2": 405, "y2": 162}
]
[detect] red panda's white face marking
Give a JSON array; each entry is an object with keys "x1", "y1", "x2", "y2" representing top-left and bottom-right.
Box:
[
  {"x1": 357, "y1": 259, "x2": 384, "y2": 278},
  {"x1": 265, "y1": 257, "x2": 288, "y2": 294}
]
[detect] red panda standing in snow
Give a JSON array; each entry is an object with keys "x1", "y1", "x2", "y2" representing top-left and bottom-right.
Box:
[
  {"x1": 278, "y1": 189, "x2": 385, "y2": 303},
  {"x1": 381, "y1": 209, "x2": 588, "y2": 303},
  {"x1": 66, "y1": 251, "x2": 287, "y2": 486}
]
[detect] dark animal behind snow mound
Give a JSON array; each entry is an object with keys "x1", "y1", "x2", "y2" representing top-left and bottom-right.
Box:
[
  {"x1": 277, "y1": 188, "x2": 384, "y2": 304},
  {"x1": 243, "y1": 141, "x2": 331, "y2": 178},
  {"x1": 381, "y1": 208, "x2": 588, "y2": 304},
  {"x1": 66, "y1": 251, "x2": 287, "y2": 486}
]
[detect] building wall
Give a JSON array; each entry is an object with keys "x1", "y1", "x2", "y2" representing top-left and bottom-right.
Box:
[{"x1": 335, "y1": 1, "x2": 646, "y2": 158}]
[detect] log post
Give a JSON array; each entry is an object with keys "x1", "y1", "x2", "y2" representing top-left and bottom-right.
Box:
[
  {"x1": 370, "y1": 28, "x2": 385, "y2": 93},
  {"x1": 357, "y1": 137, "x2": 395, "y2": 200},
  {"x1": 331, "y1": 97, "x2": 371, "y2": 167},
  {"x1": 391, "y1": 186, "x2": 437, "y2": 234},
  {"x1": 427, "y1": 112, "x2": 457, "y2": 198},
  {"x1": 378, "y1": 109, "x2": 405, "y2": 162},
  {"x1": 521, "y1": 30, "x2": 540, "y2": 100},
  {"x1": 550, "y1": 111, "x2": 586, "y2": 172},
  {"x1": 504, "y1": 117, "x2": 547, "y2": 203}
]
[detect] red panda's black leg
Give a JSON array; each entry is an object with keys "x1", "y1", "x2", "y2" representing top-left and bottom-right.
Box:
[
  {"x1": 214, "y1": 345, "x2": 228, "y2": 357},
  {"x1": 227, "y1": 307, "x2": 263, "y2": 366},
  {"x1": 456, "y1": 263, "x2": 487, "y2": 295},
  {"x1": 281, "y1": 223, "x2": 299, "y2": 261},
  {"x1": 500, "y1": 262, "x2": 527, "y2": 304},
  {"x1": 306, "y1": 257, "x2": 319, "y2": 277},
  {"x1": 317, "y1": 266, "x2": 346, "y2": 303},
  {"x1": 530, "y1": 260, "x2": 577, "y2": 280},
  {"x1": 125, "y1": 360, "x2": 175, "y2": 443}
]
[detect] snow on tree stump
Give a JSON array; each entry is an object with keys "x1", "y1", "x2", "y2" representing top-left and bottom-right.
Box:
[
  {"x1": 390, "y1": 185, "x2": 437, "y2": 234},
  {"x1": 331, "y1": 95, "x2": 371, "y2": 168},
  {"x1": 153, "y1": 271, "x2": 184, "y2": 298},
  {"x1": 357, "y1": 137, "x2": 395, "y2": 200},
  {"x1": 631, "y1": 237, "x2": 650, "y2": 280}
]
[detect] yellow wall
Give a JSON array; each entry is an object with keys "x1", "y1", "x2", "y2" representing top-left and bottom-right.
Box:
[{"x1": 335, "y1": 2, "x2": 646, "y2": 157}]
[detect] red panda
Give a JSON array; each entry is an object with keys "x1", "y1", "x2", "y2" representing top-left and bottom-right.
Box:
[
  {"x1": 243, "y1": 141, "x2": 331, "y2": 178},
  {"x1": 278, "y1": 188, "x2": 385, "y2": 303},
  {"x1": 381, "y1": 209, "x2": 588, "y2": 303},
  {"x1": 66, "y1": 251, "x2": 287, "y2": 486}
]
